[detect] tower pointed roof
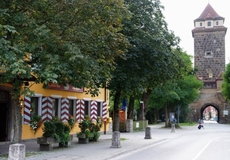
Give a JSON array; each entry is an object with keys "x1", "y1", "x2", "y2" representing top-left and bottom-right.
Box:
[{"x1": 195, "y1": 3, "x2": 224, "y2": 21}]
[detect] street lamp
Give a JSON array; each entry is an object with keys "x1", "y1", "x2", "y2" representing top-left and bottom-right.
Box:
[
  {"x1": 19, "y1": 98, "x2": 24, "y2": 108},
  {"x1": 140, "y1": 101, "x2": 144, "y2": 131}
]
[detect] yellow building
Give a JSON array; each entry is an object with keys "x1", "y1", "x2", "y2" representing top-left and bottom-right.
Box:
[{"x1": 0, "y1": 82, "x2": 110, "y2": 142}]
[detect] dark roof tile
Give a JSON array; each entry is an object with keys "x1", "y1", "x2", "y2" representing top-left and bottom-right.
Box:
[{"x1": 194, "y1": 3, "x2": 224, "y2": 21}]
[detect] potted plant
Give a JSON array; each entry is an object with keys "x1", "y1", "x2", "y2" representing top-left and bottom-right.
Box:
[
  {"x1": 53, "y1": 120, "x2": 71, "y2": 147},
  {"x1": 77, "y1": 116, "x2": 91, "y2": 144},
  {"x1": 88, "y1": 116, "x2": 102, "y2": 142},
  {"x1": 37, "y1": 117, "x2": 71, "y2": 151},
  {"x1": 37, "y1": 121, "x2": 57, "y2": 151},
  {"x1": 77, "y1": 116, "x2": 103, "y2": 143}
]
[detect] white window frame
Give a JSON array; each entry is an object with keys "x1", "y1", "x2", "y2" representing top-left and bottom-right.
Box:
[
  {"x1": 84, "y1": 99, "x2": 91, "y2": 117},
  {"x1": 51, "y1": 95, "x2": 62, "y2": 118},
  {"x1": 31, "y1": 94, "x2": 42, "y2": 116},
  {"x1": 67, "y1": 96, "x2": 77, "y2": 118},
  {"x1": 96, "y1": 99, "x2": 103, "y2": 117}
]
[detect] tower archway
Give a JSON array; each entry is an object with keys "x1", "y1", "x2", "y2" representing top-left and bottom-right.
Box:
[{"x1": 200, "y1": 103, "x2": 220, "y2": 123}]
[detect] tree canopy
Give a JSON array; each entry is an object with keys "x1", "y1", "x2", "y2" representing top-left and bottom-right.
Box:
[
  {"x1": 147, "y1": 51, "x2": 203, "y2": 125},
  {"x1": 108, "y1": 0, "x2": 183, "y2": 95},
  {"x1": 222, "y1": 63, "x2": 230, "y2": 101},
  {"x1": 0, "y1": 0, "x2": 129, "y2": 95},
  {"x1": 107, "y1": 0, "x2": 186, "y2": 130},
  {"x1": 0, "y1": 0, "x2": 130, "y2": 142}
]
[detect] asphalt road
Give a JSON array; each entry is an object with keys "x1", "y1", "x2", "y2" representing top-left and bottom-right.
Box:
[{"x1": 112, "y1": 122, "x2": 230, "y2": 160}]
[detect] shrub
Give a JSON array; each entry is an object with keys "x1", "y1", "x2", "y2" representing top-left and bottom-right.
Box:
[{"x1": 42, "y1": 118, "x2": 71, "y2": 146}]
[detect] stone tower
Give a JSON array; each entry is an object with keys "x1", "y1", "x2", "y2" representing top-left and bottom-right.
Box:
[
  {"x1": 190, "y1": 4, "x2": 230, "y2": 124},
  {"x1": 192, "y1": 4, "x2": 227, "y2": 84}
]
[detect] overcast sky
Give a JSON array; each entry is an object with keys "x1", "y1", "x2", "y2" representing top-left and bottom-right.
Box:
[{"x1": 160, "y1": 0, "x2": 230, "y2": 64}]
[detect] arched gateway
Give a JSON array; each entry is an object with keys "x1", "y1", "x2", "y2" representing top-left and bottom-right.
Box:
[
  {"x1": 190, "y1": 4, "x2": 230, "y2": 123},
  {"x1": 189, "y1": 83, "x2": 230, "y2": 123},
  {"x1": 200, "y1": 103, "x2": 219, "y2": 122}
]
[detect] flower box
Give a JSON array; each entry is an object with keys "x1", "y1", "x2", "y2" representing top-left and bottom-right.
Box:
[
  {"x1": 37, "y1": 137, "x2": 58, "y2": 144},
  {"x1": 78, "y1": 137, "x2": 89, "y2": 144},
  {"x1": 37, "y1": 137, "x2": 58, "y2": 151}
]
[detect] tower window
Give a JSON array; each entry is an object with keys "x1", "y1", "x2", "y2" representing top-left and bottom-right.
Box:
[
  {"x1": 207, "y1": 21, "x2": 211, "y2": 26},
  {"x1": 205, "y1": 51, "x2": 213, "y2": 58}
]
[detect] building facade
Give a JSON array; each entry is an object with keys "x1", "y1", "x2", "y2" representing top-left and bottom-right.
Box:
[{"x1": 0, "y1": 82, "x2": 111, "y2": 142}]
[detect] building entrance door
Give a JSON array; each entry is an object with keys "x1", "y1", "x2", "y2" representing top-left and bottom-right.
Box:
[{"x1": 0, "y1": 103, "x2": 7, "y2": 141}]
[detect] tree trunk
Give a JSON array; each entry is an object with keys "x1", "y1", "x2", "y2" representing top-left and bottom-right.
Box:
[
  {"x1": 11, "y1": 81, "x2": 23, "y2": 143},
  {"x1": 141, "y1": 88, "x2": 152, "y2": 120},
  {"x1": 156, "y1": 109, "x2": 160, "y2": 122},
  {"x1": 113, "y1": 89, "x2": 121, "y2": 131},
  {"x1": 127, "y1": 96, "x2": 134, "y2": 119},
  {"x1": 164, "y1": 105, "x2": 169, "y2": 127},
  {"x1": 154, "y1": 108, "x2": 157, "y2": 123},
  {"x1": 11, "y1": 94, "x2": 22, "y2": 143}
]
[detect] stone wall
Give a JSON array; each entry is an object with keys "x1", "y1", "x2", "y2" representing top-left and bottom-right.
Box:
[
  {"x1": 194, "y1": 31, "x2": 225, "y2": 81},
  {"x1": 190, "y1": 88, "x2": 230, "y2": 123}
]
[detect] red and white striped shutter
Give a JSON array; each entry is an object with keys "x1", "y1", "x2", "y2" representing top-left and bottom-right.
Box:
[
  {"x1": 80, "y1": 100, "x2": 85, "y2": 121},
  {"x1": 76, "y1": 99, "x2": 81, "y2": 122},
  {"x1": 76, "y1": 99, "x2": 85, "y2": 122},
  {"x1": 102, "y1": 102, "x2": 107, "y2": 122},
  {"x1": 61, "y1": 98, "x2": 69, "y2": 122},
  {"x1": 90, "y1": 101, "x2": 97, "y2": 122},
  {"x1": 24, "y1": 96, "x2": 31, "y2": 124},
  {"x1": 42, "y1": 97, "x2": 53, "y2": 121}
]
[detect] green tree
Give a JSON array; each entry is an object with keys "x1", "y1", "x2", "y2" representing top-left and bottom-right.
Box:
[
  {"x1": 222, "y1": 63, "x2": 230, "y2": 101},
  {"x1": 147, "y1": 51, "x2": 203, "y2": 126},
  {"x1": 108, "y1": 0, "x2": 184, "y2": 131},
  {"x1": 0, "y1": 0, "x2": 129, "y2": 142}
]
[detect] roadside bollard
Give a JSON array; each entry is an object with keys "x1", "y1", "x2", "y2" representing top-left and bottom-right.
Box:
[
  {"x1": 171, "y1": 124, "x2": 175, "y2": 133},
  {"x1": 8, "y1": 143, "x2": 26, "y2": 160},
  {"x1": 144, "y1": 127, "x2": 152, "y2": 139},
  {"x1": 111, "y1": 131, "x2": 121, "y2": 148}
]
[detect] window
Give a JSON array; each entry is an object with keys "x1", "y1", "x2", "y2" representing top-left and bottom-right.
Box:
[
  {"x1": 205, "y1": 51, "x2": 213, "y2": 58},
  {"x1": 31, "y1": 97, "x2": 39, "y2": 116},
  {"x1": 97, "y1": 102, "x2": 102, "y2": 117},
  {"x1": 84, "y1": 101, "x2": 90, "y2": 116},
  {"x1": 200, "y1": 22, "x2": 202, "y2": 26},
  {"x1": 209, "y1": 73, "x2": 213, "y2": 78},
  {"x1": 53, "y1": 99, "x2": 59, "y2": 117},
  {"x1": 207, "y1": 21, "x2": 211, "y2": 26},
  {"x1": 216, "y1": 21, "x2": 219, "y2": 25},
  {"x1": 69, "y1": 100, "x2": 74, "y2": 117},
  {"x1": 206, "y1": 52, "x2": 211, "y2": 56}
]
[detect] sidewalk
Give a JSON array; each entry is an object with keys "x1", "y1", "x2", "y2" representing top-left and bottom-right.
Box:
[{"x1": 0, "y1": 123, "x2": 194, "y2": 160}]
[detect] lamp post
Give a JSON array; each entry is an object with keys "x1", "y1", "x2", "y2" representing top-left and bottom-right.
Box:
[{"x1": 140, "y1": 101, "x2": 144, "y2": 131}]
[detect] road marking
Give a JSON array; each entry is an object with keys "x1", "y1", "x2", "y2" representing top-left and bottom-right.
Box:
[{"x1": 192, "y1": 140, "x2": 212, "y2": 160}]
